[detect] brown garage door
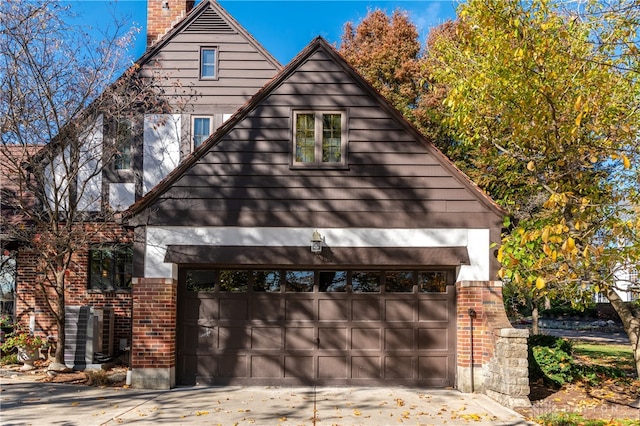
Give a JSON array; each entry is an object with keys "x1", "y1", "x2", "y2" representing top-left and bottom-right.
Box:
[{"x1": 177, "y1": 269, "x2": 456, "y2": 387}]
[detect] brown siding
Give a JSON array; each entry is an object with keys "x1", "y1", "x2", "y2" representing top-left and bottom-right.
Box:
[{"x1": 139, "y1": 47, "x2": 500, "y2": 230}]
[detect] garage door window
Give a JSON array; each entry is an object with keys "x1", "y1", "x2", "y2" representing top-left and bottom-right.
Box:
[
  {"x1": 352, "y1": 271, "x2": 381, "y2": 293},
  {"x1": 319, "y1": 271, "x2": 347, "y2": 292},
  {"x1": 386, "y1": 271, "x2": 414, "y2": 292},
  {"x1": 419, "y1": 271, "x2": 447, "y2": 293},
  {"x1": 186, "y1": 270, "x2": 216, "y2": 292},
  {"x1": 285, "y1": 270, "x2": 314, "y2": 292},
  {"x1": 219, "y1": 270, "x2": 249, "y2": 292},
  {"x1": 253, "y1": 270, "x2": 281, "y2": 292}
]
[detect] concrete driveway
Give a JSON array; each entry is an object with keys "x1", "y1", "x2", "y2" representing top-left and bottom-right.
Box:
[{"x1": 0, "y1": 379, "x2": 533, "y2": 425}]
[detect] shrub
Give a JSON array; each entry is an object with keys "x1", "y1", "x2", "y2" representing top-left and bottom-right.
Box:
[
  {"x1": 529, "y1": 335, "x2": 575, "y2": 387},
  {"x1": 1, "y1": 353, "x2": 19, "y2": 365}
]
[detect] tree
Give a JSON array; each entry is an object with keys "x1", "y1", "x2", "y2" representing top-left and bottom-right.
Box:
[
  {"x1": 428, "y1": 0, "x2": 640, "y2": 373},
  {"x1": 339, "y1": 9, "x2": 426, "y2": 126},
  {"x1": 0, "y1": 1, "x2": 169, "y2": 368}
]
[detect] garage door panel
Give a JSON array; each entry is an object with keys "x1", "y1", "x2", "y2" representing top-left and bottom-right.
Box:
[
  {"x1": 285, "y1": 356, "x2": 313, "y2": 378},
  {"x1": 251, "y1": 355, "x2": 282, "y2": 378},
  {"x1": 285, "y1": 327, "x2": 315, "y2": 350},
  {"x1": 251, "y1": 297, "x2": 282, "y2": 321},
  {"x1": 418, "y1": 299, "x2": 449, "y2": 321},
  {"x1": 418, "y1": 328, "x2": 449, "y2": 350},
  {"x1": 220, "y1": 299, "x2": 248, "y2": 320},
  {"x1": 384, "y1": 356, "x2": 414, "y2": 378},
  {"x1": 384, "y1": 328, "x2": 414, "y2": 350},
  {"x1": 194, "y1": 325, "x2": 216, "y2": 351},
  {"x1": 351, "y1": 356, "x2": 381, "y2": 378},
  {"x1": 318, "y1": 356, "x2": 347, "y2": 378},
  {"x1": 318, "y1": 327, "x2": 347, "y2": 350},
  {"x1": 385, "y1": 299, "x2": 416, "y2": 321},
  {"x1": 218, "y1": 326, "x2": 249, "y2": 349},
  {"x1": 285, "y1": 298, "x2": 315, "y2": 320},
  {"x1": 352, "y1": 299, "x2": 381, "y2": 321},
  {"x1": 318, "y1": 299, "x2": 348, "y2": 321},
  {"x1": 351, "y1": 328, "x2": 380, "y2": 350},
  {"x1": 251, "y1": 327, "x2": 282, "y2": 349},
  {"x1": 418, "y1": 355, "x2": 450, "y2": 382},
  {"x1": 219, "y1": 354, "x2": 247, "y2": 377}
]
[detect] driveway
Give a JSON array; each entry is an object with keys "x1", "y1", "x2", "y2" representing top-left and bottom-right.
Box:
[{"x1": 0, "y1": 379, "x2": 533, "y2": 425}]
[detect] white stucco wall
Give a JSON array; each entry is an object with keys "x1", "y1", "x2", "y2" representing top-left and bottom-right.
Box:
[
  {"x1": 143, "y1": 226, "x2": 493, "y2": 282},
  {"x1": 143, "y1": 114, "x2": 181, "y2": 194}
]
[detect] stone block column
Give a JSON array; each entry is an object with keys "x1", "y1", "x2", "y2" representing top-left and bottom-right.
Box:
[
  {"x1": 130, "y1": 277, "x2": 177, "y2": 389},
  {"x1": 456, "y1": 280, "x2": 530, "y2": 409}
]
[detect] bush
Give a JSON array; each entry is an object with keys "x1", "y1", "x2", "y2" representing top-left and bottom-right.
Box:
[
  {"x1": 529, "y1": 335, "x2": 575, "y2": 387},
  {"x1": 1, "y1": 353, "x2": 19, "y2": 365}
]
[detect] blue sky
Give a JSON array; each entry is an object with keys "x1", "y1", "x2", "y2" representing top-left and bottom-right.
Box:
[{"x1": 65, "y1": 0, "x2": 459, "y2": 65}]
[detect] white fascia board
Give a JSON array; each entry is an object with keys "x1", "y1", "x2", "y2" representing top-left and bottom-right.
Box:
[{"x1": 144, "y1": 227, "x2": 491, "y2": 282}]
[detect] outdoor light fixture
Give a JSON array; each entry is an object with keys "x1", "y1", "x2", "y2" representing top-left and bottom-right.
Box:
[
  {"x1": 310, "y1": 229, "x2": 323, "y2": 254},
  {"x1": 162, "y1": 1, "x2": 170, "y2": 10}
]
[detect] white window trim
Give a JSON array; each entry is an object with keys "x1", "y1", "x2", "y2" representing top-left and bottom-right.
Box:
[
  {"x1": 291, "y1": 110, "x2": 348, "y2": 168},
  {"x1": 192, "y1": 115, "x2": 214, "y2": 150},
  {"x1": 200, "y1": 47, "x2": 218, "y2": 80}
]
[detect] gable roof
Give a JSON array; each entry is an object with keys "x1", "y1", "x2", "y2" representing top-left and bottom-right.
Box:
[
  {"x1": 137, "y1": 0, "x2": 281, "y2": 71},
  {"x1": 123, "y1": 37, "x2": 504, "y2": 222}
]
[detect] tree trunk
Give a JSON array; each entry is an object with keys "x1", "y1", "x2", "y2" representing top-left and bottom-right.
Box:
[
  {"x1": 54, "y1": 273, "x2": 66, "y2": 366},
  {"x1": 531, "y1": 304, "x2": 540, "y2": 335},
  {"x1": 606, "y1": 288, "x2": 640, "y2": 378}
]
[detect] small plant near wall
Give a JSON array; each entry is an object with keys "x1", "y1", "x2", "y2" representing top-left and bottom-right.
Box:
[{"x1": 1, "y1": 325, "x2": 45, "y2": 352}]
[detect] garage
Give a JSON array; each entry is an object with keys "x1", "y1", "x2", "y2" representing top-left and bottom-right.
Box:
[
  {"x1": 177, "y1": 267, "x2": 456, "y2": 386},
  {"x1": 124, "y1": 39, "x2": 507, "y2": 391}
]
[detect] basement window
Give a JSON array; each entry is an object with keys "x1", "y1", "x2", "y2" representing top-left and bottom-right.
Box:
[{"x1": 88, "y1": 244, "x2": 133, "y2": 291}]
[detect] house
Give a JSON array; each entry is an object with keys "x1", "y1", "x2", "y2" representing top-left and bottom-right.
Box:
[
  {"x1": 8, "y1": 0, "x2": 530, "y2": 408},
  {"x1": 10, "y1": 0, "x2": 280, "y2": 364}
]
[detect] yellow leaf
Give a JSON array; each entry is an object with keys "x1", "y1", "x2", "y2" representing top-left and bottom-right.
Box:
[
  {"x1": 563, "y1": 237, "x2": 576, "y2": 252},
  {"x1": 622, "y1": 154, "x2": 631, "y2": 169},
  {"x1": 535, "y1": 277, "x2": 546, "y2": 290},
  {"x1": 497, "y1": 268, "x2": 505, "y2": 279},
  {"x1": 575, "y1": 112, "x2": 583, "y2": 127},
  {"x1": 353, "y1": 409, "x2": 361, "y2": 416},
  {"x1": 527, "y1": 160, "x2": 535, "y2": 171},
  {"x1": 541, "y1": 228, "x2": 550, "y2": 243},
  {"x1": 574, "y1": 95, "x2": 583, "y2": 111}
]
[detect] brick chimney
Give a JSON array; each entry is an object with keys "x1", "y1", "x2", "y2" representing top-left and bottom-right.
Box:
[{"x1": 147, "y1": 0, "x2": 195, "y2": 47}]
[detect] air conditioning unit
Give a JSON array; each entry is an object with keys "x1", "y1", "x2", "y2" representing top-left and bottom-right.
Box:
[{"x1": 64, "y1": 306, "x2": 114, "y2": 368}]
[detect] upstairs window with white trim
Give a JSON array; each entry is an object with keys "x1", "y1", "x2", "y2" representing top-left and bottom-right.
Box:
[
  {"x1": 200, "y1": 47, "x2": 217, "y2": 79},
  {"x1": 193, "y1": 116, "x2": 212, "y2": 148},
  {"x1": 293, "y1": 111, "x2": 347, "y2": 167}
]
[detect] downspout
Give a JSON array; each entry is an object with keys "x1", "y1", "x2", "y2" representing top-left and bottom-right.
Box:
[{"x1": 468, "y1": 308, "x2": 477, "y2": 392}]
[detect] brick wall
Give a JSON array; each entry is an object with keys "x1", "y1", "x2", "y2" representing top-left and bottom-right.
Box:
[
  {"x1": 147, "y1": 0, "x2": 195, "y2": 47},
  {"x1": 456, "y1": 280, "x2": 530, "y2": 408},
  {"x1": 131, "y1": 277, "x2": 176, "y2": 370},
  {"x1": 15, "y1": 223, "x2": 133, "y2": 357}
]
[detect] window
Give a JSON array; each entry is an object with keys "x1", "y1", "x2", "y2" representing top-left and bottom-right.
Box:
[
  {"x1": 114, "y1": 120, "x2": 132, "y2": 170},
  {"x1": 293, "y1": 111, "x2": 346, "y2": 166},
  {"x1": 200, "y1": 47, "x2": 217, "y2": 79},
  {"x1": 193, "y1": 116, "x2": 212, "y2": 148},
  {"x1": 88, "y1": 244, "x2": 133, "y2": 291}
]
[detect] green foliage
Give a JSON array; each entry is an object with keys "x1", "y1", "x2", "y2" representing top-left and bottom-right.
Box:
[
  {"x1": 0, "y1": 325, "x2": 46, "y2": 353},
  {"x1": 529, "y1": 335, "x2": 574, "y2": 387},
  {"x1": 0, "y1": 353, "x2": 18, "y2": 365},
  {"x1": 537, "y1": 412, "x2": 640, "y2": 426}
]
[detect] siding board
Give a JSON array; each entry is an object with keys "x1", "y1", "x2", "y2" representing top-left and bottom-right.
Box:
[{"x1": 139, "y1": 44, "x2": 499, "y2": 230}]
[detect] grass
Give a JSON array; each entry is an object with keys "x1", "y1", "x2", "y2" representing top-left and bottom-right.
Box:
[
  {"x1": 538, "y1": 412, "x2": 640, "y2": 426},
  {"x1": 573, "y1": 342, "x2": 634, "y2": 370}
]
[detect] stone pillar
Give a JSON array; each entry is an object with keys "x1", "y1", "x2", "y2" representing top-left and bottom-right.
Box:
[
  {"x1": 130, "y1": 277, "x2": 177, "y2": 389},
  {"x1": 456, "y1": 280, "x2": 531, "y2": 409},
  {"x1": 485, "y1": 328, "x2": 531, "y2": 408}
]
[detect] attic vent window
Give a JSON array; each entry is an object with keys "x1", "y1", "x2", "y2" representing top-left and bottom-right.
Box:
[
  {"x1": 292, "y1": 110, "x2": 347, "y2": 168},
  {"x1": 200, "y1": 47, "x2": 217, "y2": 79}
]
